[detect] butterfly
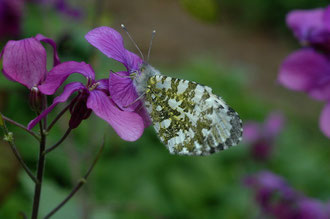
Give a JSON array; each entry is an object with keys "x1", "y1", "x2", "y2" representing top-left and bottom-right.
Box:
[
  {"x1": 87, "y1": 25, "x2": 243, "y2": 155},
  {"x1": 133, "y1": 63, "x2": 243, "y2": 156}
]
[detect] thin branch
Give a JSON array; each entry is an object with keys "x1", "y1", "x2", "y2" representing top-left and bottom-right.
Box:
[
  {"x1": 0, "y1": 115, "x2": 38, "y2": 184},
  {"x1": 47, "y1": 103, "x2": 71, "y2": 132},
  {"x1": 44, "y1": 128, "x2": 72, "y2": 155},
  {"x1": 1, "y1": 113, "x2": 40, "y2": 141},
  {"x1": 31, "y1": 120, "x2": 47, "y2": 219},
  {"x1": 44, "y1": 138, "x2": 105, "y2": 219}
]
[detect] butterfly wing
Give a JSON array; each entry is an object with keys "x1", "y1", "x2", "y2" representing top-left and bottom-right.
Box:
[{"x1": 144, "y1": 75, "x2": 243, "y2": 156}]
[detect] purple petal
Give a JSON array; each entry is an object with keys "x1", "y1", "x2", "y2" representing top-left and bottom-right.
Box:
[
  {"x1": 109, "y1": 71, "x2": 140, "y2": 111},
  {"x1": 28, "y1": 82, "x2": 85, "y2": 129},
  {"x1": 264, "y1": 112, "x2": 285, "y2": 137},
  {"x1": 135, "y1": 105, "x2": 152, "y2": 128},
  {"x1": 1, "y1": 38, "x2": 47, "y2": 89},
  {"x1": 278, "y1": 49, "x2": 330, "y2": 92},
  {"x1": 320, "y1": 103, "x2": 330, "y2": 138},
  {"x1": 85, "y1": 26, "x2": 142, "y2": 70},
  {"x1": 286, "y1": 8, "x2": 328, "y2": 44},
  {"x1": 95, "y1": 78, "x2": 109, "y2": 93},
  {"x1": 309, "y1": 82, "x2": 330, "y2": 101},
  {"x1": 87, "y1": 90, "x2": 144, "y2": 141},
  {"x1": 297, "y1": 199, "x2": 327, "y2": 219},
  {"x1": 324, "y1": 6, "x2": 330, "y2": 29},
  {"x1": 35, "y1": 33, "x2": 60, "y2": 66},
  {"x1": 243, "y1": 122, "x2": 260, "y2": 143},
  {"x1": 38, "y1": 61, "x2": 95, "y2": 95}
]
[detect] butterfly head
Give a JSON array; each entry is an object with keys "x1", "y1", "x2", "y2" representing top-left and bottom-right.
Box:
[{"x1": 132, "y1": 62, "x2": 160, "y2": 95}]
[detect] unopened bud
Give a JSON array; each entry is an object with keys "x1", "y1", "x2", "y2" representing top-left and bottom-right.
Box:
[
  {"x1": 29, "y1": 87, "x2": 43, "y2": 113},
  {"x1": 69, "y1": 93, "x2": 92, "y2": 129}
]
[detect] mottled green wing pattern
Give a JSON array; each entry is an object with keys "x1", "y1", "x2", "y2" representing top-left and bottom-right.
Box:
[{"x1": 144, "y1": 75, "x2": 243, "y2": 156}]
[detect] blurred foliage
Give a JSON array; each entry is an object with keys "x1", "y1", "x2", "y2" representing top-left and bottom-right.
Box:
[
  {"x1": 219, "y1": 0, "x2": 328, "y2": 31},
  {"x1": 181, "y1": 0, "x2": 328, "y2": 33},
  {"x1": 180, "y1": 0, "x2": 219, "y2": 22}
]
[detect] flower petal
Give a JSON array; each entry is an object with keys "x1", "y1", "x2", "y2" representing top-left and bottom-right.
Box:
[
  {"x1": 95, "y1": 78, "x2": 109, "y2": 93},
  {"x1": 85, "y1": 26, "x2": 142, "y2": 70},
  {"x1": 324, "y1": 6, "x2": 330, "y2": 30},
  {"x1": 35, "y1": 33, "x2": 60, "y2": 66},
  {"x1": 286, "y1": 8, "x2": 325, "y2": 43},
  {"x1": 136, "y1": 105, "x2": 152, "y2": 128},
  {"x1": 109, "y1": 71, "x2": 140, "y2": 111},
  {"x1": 28, "y1": 82, "x2": 85, "y2": 129},
  {"x1": 264, "y1": 112, "x2": 285, "y2": 138},
  {"x1": 297, "y1": 199, "x2": 327, "y2": 219},
  {"x1": 38, "y1": 61, "x2": 95, "y2": 95},
  {"x1": 278, "y1": 49, "x2": 330, "y2": 92},
  {"x1": 309, "y1": 82, "x2": 330, "y2": 101},
  {"x1": 320, "y1": 103, "x2": 330, "y2": 138},
  {"x1": 87, "y1": 90, "x2": 144, "y2": 141},
  {"x1": 1, "y1": 38, "x2": 47, "y2": 89}
]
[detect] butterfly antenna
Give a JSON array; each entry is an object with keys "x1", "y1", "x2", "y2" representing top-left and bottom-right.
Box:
[
  {"x1": 121, "y1": 24, "x2": 145, "y2": 60},
  {"x1": 147, "y1": 30, "x2": 156, "y2": 63}
]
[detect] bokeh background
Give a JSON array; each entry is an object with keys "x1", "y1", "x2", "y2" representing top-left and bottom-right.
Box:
[{"x1": 0, "y1": 0, "x2": 329, "y2": 218}]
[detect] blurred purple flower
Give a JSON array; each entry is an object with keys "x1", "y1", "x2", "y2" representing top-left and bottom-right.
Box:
[
  {"x1": 244, "y1": 171, "x2": 330, "y2": 219},
  {"x1": 287, "y1": 6, "x2": 330, "y2": 51},
  {"x1": 296, "y1": 198, "x2": 330, "y2": 219},
  {"x1": 27, "y1": 61, "x2": 144, "y2": 141},
  {"x1": 243, "y1": 112, "x2": 285, "y2": 161},
  {"x1": 1, "y1": 34, "x2": 60, "y2": 89},
  {"x1": 30, "y1": 0, "x2": 82, "y2": 18},
  {"x1": 279, "y1": 6, "x2": 330, "y2": 138},
  {"x1": 85, "y1": 26, "x2": 151, "y2": 128},
  {"x1": 0, "y1": 0, "x2": 24, "y2": 39}
]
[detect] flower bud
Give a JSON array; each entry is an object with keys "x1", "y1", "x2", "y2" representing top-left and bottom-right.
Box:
[
  {"x1": 69, "y1": 93, "x2": 92, "y2": 129},
  {"x1": 29, "y1": 87, "x2": 43, "y2": 113}
]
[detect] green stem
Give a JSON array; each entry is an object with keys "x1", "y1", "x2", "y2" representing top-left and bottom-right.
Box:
[
  {"x1": 31, "y1": 121, "x2": 47, "y2": 219},
  {"x1": 0, "y1": 115, "x2": 38, "y2": 184},
  {"x1": 44, "y1": 128, "x2": 72, "y2": 155},
  {"x1": 1, "y1": 113, "x2": 40, "y2": 141},
  {"x1": 46, "y1": 103, "x2": 71, "y2": 132}
]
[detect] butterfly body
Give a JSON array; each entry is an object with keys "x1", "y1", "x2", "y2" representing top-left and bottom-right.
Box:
[{"x1": 134, "y1": 63, "x2": 243, "y2": 156}]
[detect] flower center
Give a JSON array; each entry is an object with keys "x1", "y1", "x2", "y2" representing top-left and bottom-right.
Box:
[{"x1": 88, "y1": 82, "x2": 100, "y2": 91}]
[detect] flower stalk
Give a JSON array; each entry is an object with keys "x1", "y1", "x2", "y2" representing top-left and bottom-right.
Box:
[
  {"x1": 44, "y1": 128, "x2": 72, "y2": 155},
  {"x1": 31, "y1": 119, "x2": 47, "y2": 219},
  {"x1": 1, "y1": 113, "x2": 40, "y2": 141},
  {"x1": 0, "y1": 114, "x2": 39, "y2": 184}
]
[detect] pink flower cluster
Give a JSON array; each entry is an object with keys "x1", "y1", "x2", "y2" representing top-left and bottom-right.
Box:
[{"x1": 1, "y1": 27, "x2": 150, "y2": 141}]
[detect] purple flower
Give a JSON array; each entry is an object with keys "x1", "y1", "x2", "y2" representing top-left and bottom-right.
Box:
[
  {"x1": 1, "y1": 34, "x2": 60, "y2": 89},
  {"x1": 244, "y1": 171, "x2": 300, "y2": 218},
  {"x1": 243, "y1": 112, "x2": 285, "y2": 161},
  {"x1": 244, "y1": 171, "x2": 330, "y2": 219},
  {"x1": 85, "y1": 26, "x2": 151, "y2": 128},
  {"x1": 287, "y1": 6, "x2": 330, "y2": 51},
  {"x1": 27, "y1": 61, "x2": 145, "y2": 141},
  {"x1": 0, "y1": 0, "x2": 24, "y2": 39},
  {"x1": 278, "y1": 49, "x2": 330, "y2": 100},
  {"x1": 279, "y1": 6, "x2": 330, "y2": 138},
  {"x1": 30, "y1": 0, "x2": 82, "y2": 18},
  {"x1": 296, "y1": 198, "x2": 330, "y2": 219}
]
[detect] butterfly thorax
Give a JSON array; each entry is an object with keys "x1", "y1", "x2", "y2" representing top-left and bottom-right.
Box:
[{"x1": 133, "y1": 63, "x2": 161, "y2": 96}]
